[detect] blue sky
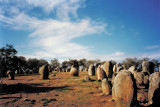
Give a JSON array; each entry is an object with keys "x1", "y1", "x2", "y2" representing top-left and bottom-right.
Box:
[{"x1": 0, "y1": 0, "x2": 160, "y2": 62}]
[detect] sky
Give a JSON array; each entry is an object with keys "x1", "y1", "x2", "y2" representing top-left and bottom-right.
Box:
[{"x1": 0, "y1": 0, "x2": 160, "y2": 62}]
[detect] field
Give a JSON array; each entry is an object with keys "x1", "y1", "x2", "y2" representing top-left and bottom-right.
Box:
[{"x1": 0, "y1": 72, "x2": 149, "y2": 107}]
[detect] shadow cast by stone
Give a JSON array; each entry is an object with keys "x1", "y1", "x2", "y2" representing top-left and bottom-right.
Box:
[{"x1": 1, "y1": 83, "x2": 71, "y2": 95}]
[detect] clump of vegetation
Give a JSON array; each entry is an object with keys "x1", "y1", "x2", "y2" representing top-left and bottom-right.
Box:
[
  {"x1": 81, "y1": 79, "x2": 87, "y2": 82},
  {"x1": 96, "y1": 80, "x2": 102, "y2": 84},
  {"x1": 54, "y1": 86, "x2": 70, "y2": 92},
  {"x1": 40, "y1": 98, "x2": 56, "y2": 106}
]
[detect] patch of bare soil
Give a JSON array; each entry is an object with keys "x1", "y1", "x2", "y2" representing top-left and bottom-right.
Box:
[{"x1": 0, "y1": 72, "x2": 150, "y2": 107}]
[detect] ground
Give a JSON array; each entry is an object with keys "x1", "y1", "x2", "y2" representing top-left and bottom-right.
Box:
[{"x1": 0, "y1": 72, "x2": 149, "y2": 107}]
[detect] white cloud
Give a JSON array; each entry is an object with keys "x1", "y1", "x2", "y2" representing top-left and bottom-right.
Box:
[
  {"x1": 0, "y1": 0, "x2": 108, "y2": 61},
  {"x1": 4, "y1": 0, "x2": 159, "y2": 62},
  {"x1": 145, "y1": 45, "x2": 160, "y2": 49},
  {"x1": 137, "y1": 51, "x2": 160, "y2": 59},
  {"x1": 0, "y1": 0, "x2": 85, "y2": 21}
]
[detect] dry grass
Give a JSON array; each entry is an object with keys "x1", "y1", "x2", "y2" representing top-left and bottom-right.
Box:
[{"x1": 0, "y1": 72, "x2": 148, "y2": 107}]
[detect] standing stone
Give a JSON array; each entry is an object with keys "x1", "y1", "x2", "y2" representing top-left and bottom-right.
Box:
[
  {"x1": 148, "y1": 72, "x2": 160, "y2": 105},
  {"x1": 143, "y1": 72, "x2": 149, "y2": 86},
  {"x1": 112, "y1": 70, "x2": 136, "y2": 107},
  {"x1": 103, "y1": 61, "x2": 113, "y2": 78},
  {"x1": 97, "y1": 65, "x2": 107, "y2": 80},
  {"x1": 134, "y1": 71, "x2": 144, "y2": 85},
  {"x1": 39, "y1": 65, "x2": 49, "y2": 79},
  {"x1": 70, "y1": 66, "x2": 79, "y2": 76},
  {"x1": 128, "y1": 66, "x2": 137, "y2": 74},
  {"x1": 111, "y1": 73, "x2": 116, "y2": 85},
  {"x1": 113, "y1": 65, "x2": 116, "y2": 73},
  {"x1": 116, "y1": 63, "x2": 121, "y2": 68},
  {"x1": 79, "y1": 66, "x2": 84, "y2": 72},
  {"x1": 116, "y1": 66, "x2": 123, "y2": 73},
  {"x1": 88, "y1": 64, "x2": 95, "y2": 76},
  {"x1": 122, "y1": 65, "x2": 127, "y2": 70},
  {"x1": 84, "y1": 68, "x2": 88, "y2": 72},
  {"x1": 142, "y1": 61, "x2": 154, "y2": 75},
  {"x1": 102, "y1": 78, "x2": 111, "y2": 95},
  {"x1": 7, "y1": 70, "x2": 15, "y2": 80}
]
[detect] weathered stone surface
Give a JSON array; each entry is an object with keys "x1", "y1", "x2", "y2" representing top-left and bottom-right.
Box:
[
  {"x1": 66, "y1": 67, "x2": 71, "y2": 72},
  {"x1": 122, "y1": 65, "x2": 127, "y2": 70},
  {"x1": 134, "y1": 71, "x2": 144, "y2": 85},
  {"x1": 70, "y1": 66, "x2": 79, "y2": 76},
  {"x1": 142, "y1": 61, "x2": 154, "y2": 74},
  {"x1": 143, "y1": 72, "x2": 149, "y2": 86},
  {"x1": 111, "y1": 73, "x2": 116, "y2": 85},
  {"x1": 84, "y1": 68, "x2": 88, "y2": 72},
  {"x1": 79, "y1": 66, "x2": 84, "y2": 72},
  {"x1": 112, "y1": 70, "x2": 136, "y2": 107},
  {"x1": 7, "y1": 70, "x2": 15, "y2": 80},
  {"x1": 116, "y1": 63, "x2": 121, "y2": 68},
  {"x1": 97, "y1": 65, "x2": 107, "y2": 80},
  {"x1": 148, "y1": 72, "x2": 160, "y2": 105},
  {"x1": 39, "y1": 65, "x2": 49, "y2": 79},
  {"x1": 113, "y1": 65, "x2": 116, "y2": 73},
  {"x1": 103, "y1": 61, "x2": 113, "y2": 78},
  {"x1": 102, "y1": 78, "x2": 111, "y2": 95},
  {"x1": 88, "y1": 64, "x2": 95, "y2": 76},
  {"x1": 128, "y1": 66, "x2": 137, "y2": 74},
  {"x1": 116, "y1": 66, "x2": 123, "y2": 73}
]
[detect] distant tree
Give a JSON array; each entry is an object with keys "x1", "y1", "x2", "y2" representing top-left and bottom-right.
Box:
[
  {"x1": 142, "y1": 57, "x2": 150, "y2": 61},
  {"x1": 121, "y1": 57, "x2": 140, "y2": 69},
  {"x1": 86, "y1": 60, "x2": 97, "y2": 68},
  {"x1": 62, "y1": 61, "x2": 68, "y2": 69},
  {"x1": 110, "y1": 60, "x2": 117, "y2": 65},
  {"x1": 151, "y1": 59, "x2": 160, "y2": 71},
  {"x1": 68, "y1": 59, "x2": 79, "y2": 69},
  {"x1": 17, "y1": 56, "x2": 27, "y2": 68},
  {"x1": 38, "y1": 59, "x2": 48, "y2": 67},
  {"x1": 0, "y1": 44, "x2": 18, "y2": 76},
  {"x1": 27, "y1": 58, "x2": 39, "y2": 70},
  {"x1": 79, "y1": 58, "x2": 87, "y2": 67},
  {"x1": 50, "y1": 58, "x2": 60, "y2": 70}
]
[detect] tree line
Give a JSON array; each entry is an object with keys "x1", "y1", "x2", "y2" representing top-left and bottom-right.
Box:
[{"x1": 0, "y1": 44, "x2": 159, "y2": 77}]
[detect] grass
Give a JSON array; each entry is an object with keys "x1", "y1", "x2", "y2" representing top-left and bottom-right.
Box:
[
  {"x1": 76, "y1": 89, "x2": 83, "y2": 93},
  {"x1": 78, "y1": 100, "x2": 89, "y2": 104},
  {"x1": 95, "y1": 80, "x2": 102, "y2": 84},
  {"x1": 67, "y1": 76, "x2": 80, "y2": 79},
  {"x1": 40, "y1": 98, "x2": 56, "y2": 106},
  {"x1": 81, "y1": 79, "x2": 87, "y2": 82},
  {"x1": 54, "y1": 86, "x2": 70, "y2": 92}
]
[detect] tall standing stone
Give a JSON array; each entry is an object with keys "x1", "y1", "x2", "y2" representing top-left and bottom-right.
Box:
[
  {"x1": 128, "y1": 66, "x2": 137, "y2": 74},
  {"x1": 39, "y1": 65, "x2": 49, "y2": 79},
  {"x1": 112, "y1": 70, "x2": 136, "y2": 107},
  {"x1": 103, "y1": 61, "x2": 113, "y2": 78},
  {"x1": 7, "y1": 70, "x2": 15, "y2": 80},
  {"x1": 143, "y1": 72, "x2": 149, "y2": 87},
  {"x1": 97, "y1": 65, "x2": 107, "y2": 80},
  {"x1": 70, "y1": 66, "x2": 79, "y2": 76},
  {"x1": 84, "y1": 68, "x2": 88, "y2": 72},
  {"x1": 113, "y1": 65, "x2": 116, "y2": 73},
  {"x1": 133, "y1": 71, "x2": 144, "y2": 86},
  {"x1": 116, "y1": 66, "x2": 123, "y2": 73},
  {"x1": 102, "y1": 78, "x2": 111, "y2": 95},
  {"x1": 88, "y1": 64, "x2": 95, "y2": 76},
  {"x1": 122, "y1": 65, "x2": 127, "y2": 70},
  {"x1": 142, "y1": 61, "x2": 154, "y2": 75},
  {"x1": 148, "y1": 72, "x2": 160, "y2": 105},
  {"x1": 79, "y1": 66, "x2": 84, "y2": 72}
]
